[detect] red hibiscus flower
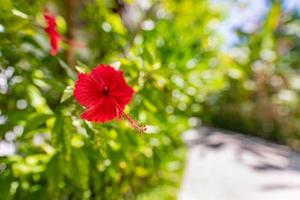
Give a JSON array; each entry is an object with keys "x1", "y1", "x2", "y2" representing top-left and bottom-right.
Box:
[
  {"x1": 44, "y1": 10, "x2": 61, "y2": 56},
  {"x1": 74, "y1": 64, "x2": 145, "y2": 133}
]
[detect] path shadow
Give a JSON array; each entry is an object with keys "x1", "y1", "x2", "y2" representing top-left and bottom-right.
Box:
[
  {"x1": 183, "y1": 126, "x2": 300, "y2": 173},
  {"x1": 260, "y1": 184, "x2": 300, "y2": 191}
]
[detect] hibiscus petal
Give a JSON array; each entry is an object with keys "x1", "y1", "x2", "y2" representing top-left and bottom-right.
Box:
[
  {"x1": 111, "y1": 86, "x2": 134, "y2": 108},
  {"x1": 91, "y1": 64, "x2": 120, "y2": 87},
  {"x1": 90, "y1": 65, "x2": 134, "y2": 107},
  {"x1": 74, "y1": 73, "x2": 103, "y2": 107},
  {"x1": 81, "y1": 97, "x2": 117, "y2": 122},
  {"x1": 110, "y1": 73, "x2": 134, "y2": 107}
]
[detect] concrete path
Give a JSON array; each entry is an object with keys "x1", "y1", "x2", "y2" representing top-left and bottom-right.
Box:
[{"x1": 179, "y1": 127, "x2": 300, "y2": 200}]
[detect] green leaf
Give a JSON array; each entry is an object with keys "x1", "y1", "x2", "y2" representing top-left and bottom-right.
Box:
[
  {"x1": 0, "y1": 0, "x2": 12, "y2": 14},
  {"x1": 60, "y1": 85, "x2": 74, "y2": 103},
  {"x1": 23, "y1": 113, "x2": 53, "y2": 134},
  {"x1": 0, "y1": 174, "x2": 12, "y2": 200},
  {"x1": 11, "y1": 8, "x2": 28, "y2": 19},
  {"x1": 264, "y1": 2, "x2": 281, "y2": 34},
  {"x1": 75, "y1": 61, "x2": 90, "y2": 73},
  {"x1": 143, "y1": 47, "x2": 154, "y2": 65},
  {"x1": 46, "y1": 154, "x2": 63, "y2": 198},
  {"x1": 27, "y1": 84, "x2": 53, "y2": 114},
  {"x1": 66, "y1": 148, "x2": 89, "y2": 189},
  {"x1": 51, "y1": 115, "x2": 63, "y2": 149},
  {"x1": 52, "y1": 115, "x2": 71, "y2": 159},
  {"x1": 58, "y1": 59, "x2": 76, "y2": 80}
]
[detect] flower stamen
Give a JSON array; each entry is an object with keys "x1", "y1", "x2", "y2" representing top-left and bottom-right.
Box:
[
  {"x1": 102, "y1": 87, "x2": 109, "y2": 96},
  {"x1": 114, "y1": 100, "x2": 146, "y2": 135}
]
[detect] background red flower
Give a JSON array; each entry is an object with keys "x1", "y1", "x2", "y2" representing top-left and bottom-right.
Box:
[{"x1": 44, "y1": 10, "x2": 61, "y2": 56}]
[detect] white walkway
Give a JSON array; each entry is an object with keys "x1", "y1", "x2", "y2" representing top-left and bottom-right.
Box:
[{"x1": 179, "y1": 127, "x2": 300, "y2": 200}]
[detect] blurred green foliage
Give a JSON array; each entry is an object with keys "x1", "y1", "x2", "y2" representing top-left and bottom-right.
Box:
[
  {"x1": 201, "y1": 1, "x2": 300, "y2": 148},
  {"x1": 2, "y1": 0, "x2": 300, "y2": 199},
  {"x1": 0, "y1": 0, "x2": 218, "y2": 199}
]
